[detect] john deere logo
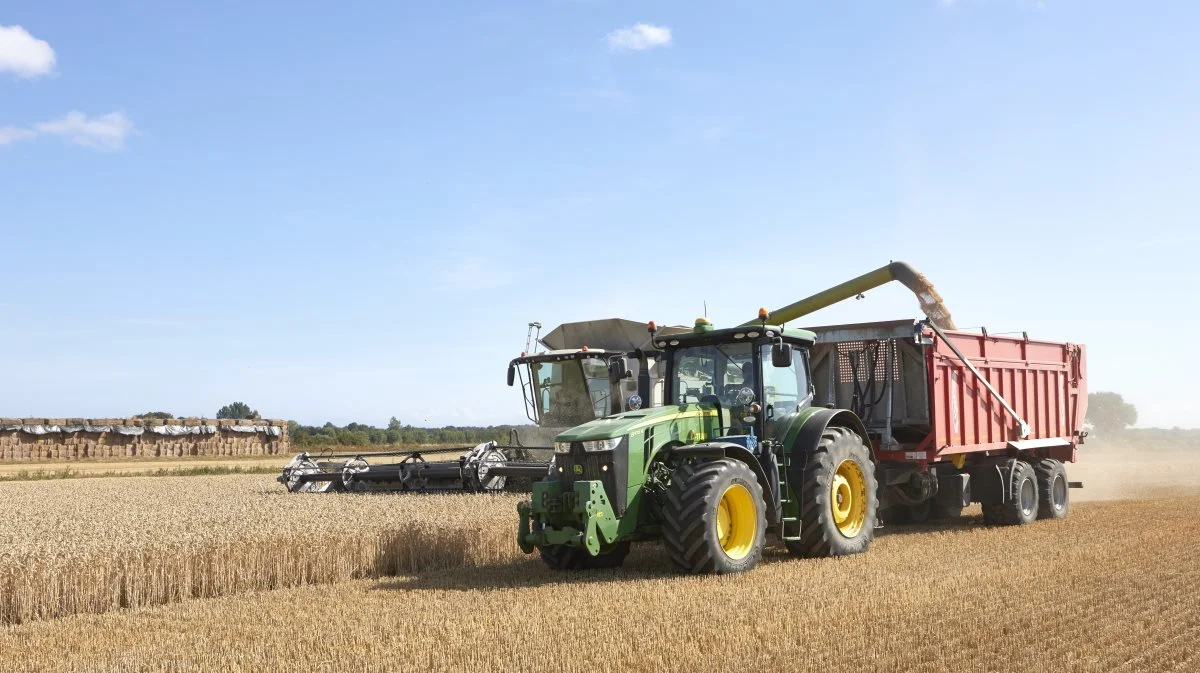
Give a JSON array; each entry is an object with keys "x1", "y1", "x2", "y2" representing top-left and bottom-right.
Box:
[{"x1": 572, "y1": 464, "x2": 584, "y2": 475}]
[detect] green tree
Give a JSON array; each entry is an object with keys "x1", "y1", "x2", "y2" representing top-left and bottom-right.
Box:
[
  {"x1": 1087, "y1": 392, "x2": 1137, "y2": 436},
  {"x1": 216, "y1": 402, "x2": 260, "y2": 420},
  {"x1": 138, "y1": 411, "x2": 174, "y2": 420}
]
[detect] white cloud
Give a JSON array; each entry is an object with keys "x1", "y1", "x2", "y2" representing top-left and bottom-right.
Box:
[
  {"x1": 0, "y1": 111, "x2": 135, "y2": 150},
  {"x1": 607, "y1": 23, "x2": 672, "y2": 51},
  {"x1": 0, "y1": 25, "x2": 56, "y2": 78},
  {"x1": 0, "y1": 126, "x2": 38, "y2": 145},
  {"x1": 34, "y1": 111, "x2": 135, "y2": 149}
]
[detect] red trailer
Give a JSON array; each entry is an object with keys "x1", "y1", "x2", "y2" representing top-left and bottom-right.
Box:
[{"x1": 809, "y1": 319, "x2": 1087, "y2": 524}]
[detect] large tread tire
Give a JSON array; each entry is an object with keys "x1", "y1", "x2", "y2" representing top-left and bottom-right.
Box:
[
  {"x1": 538, "y1": 541, "x2": 631, "y2": 571},
  {"x1": 1035, "y1": 458, "x2": 1070, "y2": 520},
  {"x1": 786, "y1": 427, "x2": 878, "y2": 558},
  {"x1": 662, "y1": 458, "x2": 767, "y2": 574},
  {"x1": 981, "y1": 460, "x2": 1039, "y2": 526}
]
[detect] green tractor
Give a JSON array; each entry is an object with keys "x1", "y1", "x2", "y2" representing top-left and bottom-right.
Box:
[
  {"x1": 517, "y1": 310, "x2": 878, "y2": 573},
  {"x1": 516, "y1": 261, "x2": 960, "y2": 573}
]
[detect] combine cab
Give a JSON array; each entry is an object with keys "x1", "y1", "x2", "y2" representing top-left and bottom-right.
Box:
[{"x1": 279, "y1": 319, "x2": 685, "y2": 493}]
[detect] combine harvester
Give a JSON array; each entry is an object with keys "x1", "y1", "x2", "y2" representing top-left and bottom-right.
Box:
[
  {"x1": 518, "y1": 262, "x2": 1087, "y2": 572},
  {"x1": 279, "y1": 319, "x2": 685, "y2": 493}
]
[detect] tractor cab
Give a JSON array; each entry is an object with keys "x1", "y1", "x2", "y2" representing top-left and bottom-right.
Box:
[
  {"x1": 654, "y1": 317, "x2": 817, "y2": 449},
  {"x1": 518, "y1": 313, "x2": 872, "y2": 575}
]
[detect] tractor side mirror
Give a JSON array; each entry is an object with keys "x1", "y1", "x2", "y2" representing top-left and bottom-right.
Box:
[
  {"x1": 608, "y1": 358, "x2": 629, "y2": 384},
  {"x1": 771, "y1": 342, "x2": 793, "y2": 368},
  {"x1": 507, "y1": 364, "x2": 516, "y2": 387}
]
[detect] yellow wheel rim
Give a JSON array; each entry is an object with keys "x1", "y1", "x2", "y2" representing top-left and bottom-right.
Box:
[
  {"x1": 830, "y1": 459, "x2": 867, "y2": 538},
  {"x1": 715, "y1": 483, "x2": 757, "y2": 560}
]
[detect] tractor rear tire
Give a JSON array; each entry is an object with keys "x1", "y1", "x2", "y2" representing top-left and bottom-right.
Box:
[
  {"x1": 1035, "y1": 459, "x2": 1070, "y2": 520},
  {"x1": 538, "y1": 542, "x2": 631, "y2": 571},
  {"x1": 662, "y1": 458, "x2": 766, "y2": 574},
  {"x1": 786, "y1": 427, "x2": 878, "y2": 558},
  {"x1": 981, "y1": 460, "x2": 1039, "y2": 526}
]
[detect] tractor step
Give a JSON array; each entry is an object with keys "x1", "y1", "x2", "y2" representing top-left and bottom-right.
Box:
[{"x1": 779, "y1": 516, "x2": 801, "y2": 541}]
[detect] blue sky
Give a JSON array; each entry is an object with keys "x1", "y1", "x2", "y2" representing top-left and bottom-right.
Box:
[{"x1": 1, "y1": 1, "x2": 1197, "y2": 428}]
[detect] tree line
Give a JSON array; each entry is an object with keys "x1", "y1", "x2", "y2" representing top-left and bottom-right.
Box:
[
  {"x1": 133, "y1": 403, "x2": 518, "y2": 447},
  {"x1": 287, "y1": 417, "x2": 522, "y2": 448}
]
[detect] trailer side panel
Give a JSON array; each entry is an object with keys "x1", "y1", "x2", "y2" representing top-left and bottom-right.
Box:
[{"x1": 930, "y1": 329, "x2": 1087, "y2": 460}]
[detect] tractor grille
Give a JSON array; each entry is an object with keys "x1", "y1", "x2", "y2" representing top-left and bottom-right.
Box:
[{"x1": 558, "y1": 441, "x2": 626, "y2": 516}]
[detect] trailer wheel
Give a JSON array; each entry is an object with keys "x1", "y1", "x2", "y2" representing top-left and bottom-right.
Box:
[
  {"x1": 662, "y1": 458, "x2": 766, "y2": 574},
  {"x1": 786, "y1": 427, "x2": 878, "y2": 558},
  {"x1": 982, "y1": 460, "x2": 1039, "y2": 526},
  {"x1": 1035, "y1": 459, "x2": 1070, "y2": 520},
  {"x1": 539, "y1": 541, "x2": 630, "y2": 571}
]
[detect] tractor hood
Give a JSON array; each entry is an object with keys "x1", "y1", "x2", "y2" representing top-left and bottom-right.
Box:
[{"x1": 554, "y1": 404, "x2": 717, "y2": 442}]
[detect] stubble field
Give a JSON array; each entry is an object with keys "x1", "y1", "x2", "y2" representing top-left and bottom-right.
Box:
[{"x1": 1, "y1": 448, "x2": 1198, "y2": 672}]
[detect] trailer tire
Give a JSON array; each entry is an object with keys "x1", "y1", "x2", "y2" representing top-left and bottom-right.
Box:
[
  {"x1": 981, "y1": 460, "x2": 1039, "y2": 526},
  {"x1": 786, "y1": 427, "x2": 878, "y2": 558},
  {"x1": 662, "y1": 458, "x2": 766, "y2": 574},
  {"x1": 1035, "y1": 459, "x2": 1070, "y2": 520},
  {"x1": 539, "y1": 541, "x2": 630, "y2": 571}
]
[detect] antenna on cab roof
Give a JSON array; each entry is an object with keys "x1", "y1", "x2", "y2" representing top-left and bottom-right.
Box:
[{"x1": 525, "y1": 322, "x2": 543, "y2": 354}]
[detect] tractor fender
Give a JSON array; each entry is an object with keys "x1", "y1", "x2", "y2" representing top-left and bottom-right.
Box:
[
  {"x1": 786, "y1": 409, "x2": 872, "y2": 492},
  {"x1": 667, "y1": 442, "x2": 779, "y2": 527}
]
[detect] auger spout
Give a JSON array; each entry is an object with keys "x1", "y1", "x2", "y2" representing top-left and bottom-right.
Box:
[{"x1": 743, "y1": 261, "x2": 956, "y2": 329}]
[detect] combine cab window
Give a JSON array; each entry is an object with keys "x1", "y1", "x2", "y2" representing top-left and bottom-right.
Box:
[
  {"x1": 531, "y1": 357, "x2": 617, "y2": 427},
  {"x1": 582, "y1": 357, "x2": 619, "y2": 418}
]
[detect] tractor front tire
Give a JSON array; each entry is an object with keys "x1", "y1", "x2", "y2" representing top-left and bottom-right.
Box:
[
  {"x1": 662, "y1": 458, "x2": 767, "y2": 574},
  {"x1": 1035, "y1": 459, "x2": 1070, "y2": 520},
  {"x1": 787, "y1": 427, "x2": 878, "y2": 558},
  {"x1": 539, "y1": 542, "x2": 630, "y2": 571},
  {"x1": 982, "y1": 460, "x2": 1039, "y2": 526}
]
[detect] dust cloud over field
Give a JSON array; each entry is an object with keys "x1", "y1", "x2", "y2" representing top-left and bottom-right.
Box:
[{"x1": 1071, "y1": 441, "x2": 1200, "y2": 501}]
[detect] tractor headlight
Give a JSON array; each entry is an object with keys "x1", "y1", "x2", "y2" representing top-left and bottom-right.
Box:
[
  {"x1": 553, "y1": 441, "x2": 572, "y2": 454},
  {"x1": 582, "y1": 437, "x2": 622, "y2": 452}
]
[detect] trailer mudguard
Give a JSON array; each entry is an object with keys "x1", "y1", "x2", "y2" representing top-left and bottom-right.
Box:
[{"x1": 668, "y1": 442, "x2": 779, "y2": 526}]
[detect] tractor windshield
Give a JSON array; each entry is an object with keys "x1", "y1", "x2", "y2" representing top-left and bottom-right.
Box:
[
  {"x1": 531, "y1": 357, "x2": 617, "y2": 426},
  {"x1": 671, "y1": 342, "x2": 756, "y2": 406}
]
